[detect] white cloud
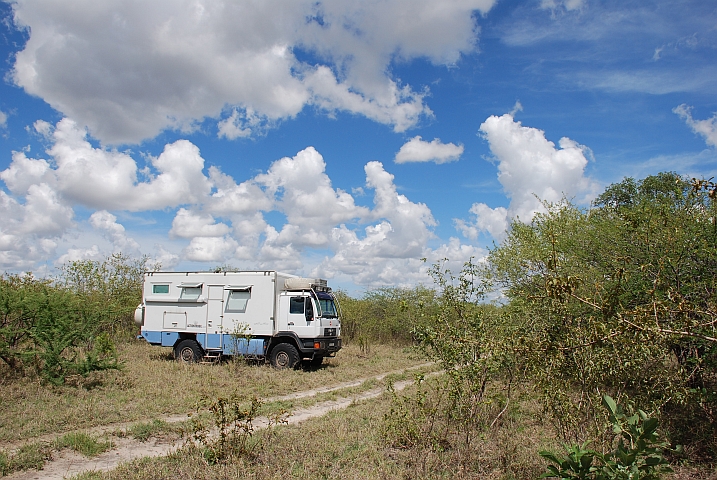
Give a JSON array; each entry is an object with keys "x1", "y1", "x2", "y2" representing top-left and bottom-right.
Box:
[
  {"x1": 455, "y1": 203, "x2": 508, "y2": 240},
  {"x1": 0, "y1": 189, "x2": 65, "y2": 269},
  {"x1": 312, "y1": 160, "x2": 442, "y2": 286},
  {"x1": 2, "y1": 118, "x2": 214, "y2": 212},
  {"x1": 0, "y1": 126, "x2": 484, "y2": 287},
  {"x1": 151, "y1": 245, "x2": 180, "y2": 270},
  {"x1": 55, "y1": 245, "x2": 103, "y2": 266},
  {"x1": 20, "y1": 183, "x2": 75, "y2": 236},
  {"x1": 254, "y1": 146, "x2": 369, "y2": 249},
  {"x1": 217, "y1": 108, "x2": 266, "y2": 140},
  {"x1": 0, "y1": 111, "x2": 7, "y2": 129},
  {"x1": 0, "y1": 151, "x2": 53, "y2": 196},
  {"x1": 183, "y1": 236, "x2": 240, "y2": 263},
  {"x1": 89, "y1": 210, "x2": 140, "y2": 253},
  {"x1": 207, "y1": 167, "x2": 271, "y2": 215},
  {"x1": 395, "y1": 136, "x2": 464, "y2": 164},
  {"x1": 10, "y1": 0, "x2": 496, "y2": 144},
  {"x1": 455, "y1": 113, "x2": 597, "y2": 240},
  {"x1": 169, "y1": 208, "x2": 231, "y2": 239},
  {"x1": 674, "y1": 104, "x2": 717, "y2": 148}
]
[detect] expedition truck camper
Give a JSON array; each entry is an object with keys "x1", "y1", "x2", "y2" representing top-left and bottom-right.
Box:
[{"x1": 135, "y1": 271, "x2": 341, "y2": 368}]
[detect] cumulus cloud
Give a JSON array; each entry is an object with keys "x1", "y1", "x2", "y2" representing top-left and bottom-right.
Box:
[
  {"x1": 0, "y1": 188, "x2": 67, "y2": 269},
  {"x1": 0, "y1": 122, "x2": 483, "y2": 286},
  {"x1": 0, "y1": 111, "x2": 7, "y2": 129},
  {"x1": 455, "y1": 113, "x2": 597, "y2": 240},
  {"x1": 169, "y1": 208, "x2": 231, "y2": 239},
  {"x1": 0, "y1": 151, "x2": 53, "y2": 196},
  {"x1": 3, "y1": 118, "x2": 213, "y2": 211},
  {"x1": 674, "y1": 104, "x2": 717, "y2": 148},
  {"x1": 89, "y1": 210, "x2": 140, "y2": 253},
  {"x1": 254, "y1": 147, "x2": 369, "y2": 248},
  {"x1": 183, "y1": 236, "x2": 239, "y2": 263},
  {"x1": 311, "y1": 160, "x2": 443, "y2": 286},
  {"x1": 395, "y1": 136, "x2": 464, "y2": 164},
  {"x1": 55, "y1": 245, "x2": 103, "y2": 266},
  {"x1": 9, "y1": 0, "x2": 496, "y2": 144},
  {"x1": 151, "y1": 245, "x2": 180, "y2": 270}
]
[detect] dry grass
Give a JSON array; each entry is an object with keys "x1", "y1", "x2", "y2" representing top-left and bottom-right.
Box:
[
  {"x1": 81, "y1": 380, "x2": 560, "y2": 480},
  {"x1": 0, "y1": 341, "x2": 424, "y2": 445},
  {"x1": 85, "y1": 377, "x2": 716, "y2": 480}
]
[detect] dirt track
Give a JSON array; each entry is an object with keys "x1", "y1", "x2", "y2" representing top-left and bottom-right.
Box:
[{"x1": 5, "y1": 364, "x2": 436, "y2": 480}]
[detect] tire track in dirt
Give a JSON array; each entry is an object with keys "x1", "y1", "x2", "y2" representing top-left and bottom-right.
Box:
[{"x1": 5, "y1": 364, "x2": 438, "y2": 480}]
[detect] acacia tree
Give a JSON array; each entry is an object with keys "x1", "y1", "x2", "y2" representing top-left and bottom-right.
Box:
[{"x1": 489, "y1": 172, "x2": 717, "y2": 455}]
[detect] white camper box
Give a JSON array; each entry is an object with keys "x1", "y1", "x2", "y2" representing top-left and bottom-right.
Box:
[{"x1": 135, "y1": 271, "x2": 342, "y2": 368}]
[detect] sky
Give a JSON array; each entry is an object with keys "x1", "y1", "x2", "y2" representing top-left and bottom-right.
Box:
[{"x1": 0, "y1": 0, "x2": 715, "y2": 293}]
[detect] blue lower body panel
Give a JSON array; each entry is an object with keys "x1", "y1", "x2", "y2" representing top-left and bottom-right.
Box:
[
  {"x1": 141, "y1": 330, "x2": 266, "y2": 357},
  {"x1": 223, "y1": 337, "x2": 266, "y2": 356}
]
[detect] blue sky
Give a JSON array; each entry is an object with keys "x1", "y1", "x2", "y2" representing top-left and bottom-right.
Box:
[{"x1": 0, "y1": 0, "x2": 715, "y2": 292}]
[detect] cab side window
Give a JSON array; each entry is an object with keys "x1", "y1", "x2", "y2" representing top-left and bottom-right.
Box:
[{"x1": 289, "y1": 297, "x2": 304, "y2": 314}]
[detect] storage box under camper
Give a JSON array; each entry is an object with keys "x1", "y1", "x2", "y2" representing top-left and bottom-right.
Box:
[{"x1": 135, "y1": 271, "x2": 342, "y2": 368}]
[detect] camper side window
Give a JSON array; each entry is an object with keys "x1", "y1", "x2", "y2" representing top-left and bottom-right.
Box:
[
  {"x1": 226, "y1": 290, "x2": 250, "y2": 313},
  {"x1": 289, "y1": 297, "x2": 305, "y2": 314},
  {"x1": 152, "y1": 284, "x2": 169, "y2": 294},
  {"x1": 179, "y1": 287, "x2": 202, "y2": 300}
]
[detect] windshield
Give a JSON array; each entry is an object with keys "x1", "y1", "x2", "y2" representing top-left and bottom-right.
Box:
[{"x1": 318, "y1": 298, "x2": 338, "y2": 318}]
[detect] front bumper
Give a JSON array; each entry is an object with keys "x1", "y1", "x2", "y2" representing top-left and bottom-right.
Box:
[{"x1": 299, "y1": 337, "x2": 342, "y2": 357}]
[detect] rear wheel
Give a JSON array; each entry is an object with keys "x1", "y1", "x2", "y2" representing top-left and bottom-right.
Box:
[
  {"x1": 270, "y1": 343, "x2": 300, "y2": 369},
  {"x1": 175, "y1": 339, "x2": 203, "y2": 364}
]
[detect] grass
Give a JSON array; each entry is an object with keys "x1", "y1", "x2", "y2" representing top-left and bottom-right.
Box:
[
  {"x1": 7, "y1": 337, "x2": 710, "y2": 479},
  {"x1": 0, "y1": 442, "x2": 51, "y2": 476},
  {"x1": 80, "y1": 378, "x2": 560, "y2": 480},
  {"x1": 125, "y1": 419, "x2": 177, "y2": 442},
  {"x1": 54, "y1": 432, "x2": 113, "y2": 457},
  {"x1": 0, "y1": 341, "x2": 424, "y2": 445}
]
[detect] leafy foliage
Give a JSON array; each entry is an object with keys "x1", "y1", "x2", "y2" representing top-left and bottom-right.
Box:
[
  {"x1": 188, "y1": 394, "x2": 289, "y2": 464},
  {"x1": 540, "y1": 395, "x2": 673, "y2": 479},
  {"x1": 335, "y1": 286, "x2": 437, "y2": 345},
  {"x1": 487, "y1": 173, "x2": 717, "y2": 453},
  {"x1": 383, "y1": 258, "x2": 516, "y2": 453},
  {"x1": 0, "y1": 253, "x2": 147, "y2": 384},
  {"x1": 386, "y1": 172, "x2": 717, "y2": 471}
]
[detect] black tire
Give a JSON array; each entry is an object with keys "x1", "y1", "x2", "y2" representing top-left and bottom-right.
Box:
[
  {"x1": 175, "y1": 339, "x2": 203, "y2": 364},
  {"x1": 270, "y1": 343, "x2": 300, "y2": 369}
]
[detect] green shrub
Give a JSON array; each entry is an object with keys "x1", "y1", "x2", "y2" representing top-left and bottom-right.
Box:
[
  {"x1": 540, "y1": 395, "x2": 674, "y2": 479},
  {"x1": 187, "y1": 394, "x2": 289, "y2": 464}
]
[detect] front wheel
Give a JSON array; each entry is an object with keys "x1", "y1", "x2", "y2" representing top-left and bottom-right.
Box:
[
  {"x1": 270, "y1": 343, "x2": 300, "y2": 369},
  {"x1": 174, "y1": 339, "x2": 203, "y2": 364}
]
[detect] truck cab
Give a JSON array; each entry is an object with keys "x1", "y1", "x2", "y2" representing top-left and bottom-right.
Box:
[{"x1": 273, "y1": 288, "x2": 341, "y2": 367}]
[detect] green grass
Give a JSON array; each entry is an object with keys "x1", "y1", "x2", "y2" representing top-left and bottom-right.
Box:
[
  {"x1": 0, "y1": 341, "x2": 425, "y2": 444},
  {"x1": 0, "y1": 442, "x2": 52, "y2": 476},
  {"x1": 126, "y1": 419, "x2": 175, "y2": 442},
  {"x1": 54, "y1": 432, "x2": 113, "y2": 457}
]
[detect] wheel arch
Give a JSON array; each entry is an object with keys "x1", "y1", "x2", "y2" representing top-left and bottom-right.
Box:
[
  {"x1": 267, "y1": 332, "x2": 302, "y2": 357},
  {"x1": 172, "y1": 332, "x2": 198, "y2": 350}
]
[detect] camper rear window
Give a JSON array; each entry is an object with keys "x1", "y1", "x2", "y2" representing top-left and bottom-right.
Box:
[
  {"x1": 226, "y1": 290, "x2": 250, "y2": 312},
  {"x1": 179, "y1": 287, "x2": 202, "y2": 300},
  {"x1": 152, "y1": 284, "x2": 170, "y2": 294}
]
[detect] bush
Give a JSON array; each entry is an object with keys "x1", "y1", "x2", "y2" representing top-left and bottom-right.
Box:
[
  {"x1": 540, "y1": 395, "x2": 674, "y2": 480},
  {"x1": 0, "y1": 252, "x2": 146, "y2": 384}
]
